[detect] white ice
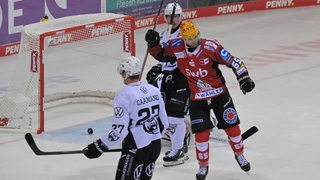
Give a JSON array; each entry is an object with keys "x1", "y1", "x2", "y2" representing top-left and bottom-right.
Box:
[{"x1": 1, "y1": 6, "x2": 320, "y2": 180}]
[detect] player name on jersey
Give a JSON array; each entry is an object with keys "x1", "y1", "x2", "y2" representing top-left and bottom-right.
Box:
[{"x1": 136, "y1": 94, "x2": 160, "y2": 105}]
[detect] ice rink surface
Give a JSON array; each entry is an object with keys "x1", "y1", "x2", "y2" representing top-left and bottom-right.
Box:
[{"x1": 1, "y1": 6, "x2": 320, "y2": 180}]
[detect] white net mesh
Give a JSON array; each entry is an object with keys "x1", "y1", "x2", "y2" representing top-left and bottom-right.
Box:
[{"x1": 0, "y1": 13, "x2": 135, "y2": 133}]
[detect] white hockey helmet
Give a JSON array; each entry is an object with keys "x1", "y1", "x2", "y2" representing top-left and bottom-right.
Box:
[
  {"x1": 164, "y1": 3, "x2": 182, "y2": 22},
  {"x1": 117, "y1": 56, "x2": 142, "y2": 77}
]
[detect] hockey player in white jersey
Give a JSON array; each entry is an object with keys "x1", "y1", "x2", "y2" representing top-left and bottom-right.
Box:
[
  {"x1": 83, "y1": 56, "x2": 169, "y2": 180},
  {"x1": 146, "y1": 2, "x2": 191, "y2": 167}
]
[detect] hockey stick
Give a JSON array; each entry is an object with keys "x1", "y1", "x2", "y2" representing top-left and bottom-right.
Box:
[
  {"x1": 139, "y1": 0, "x2": 165, "y2": 80},
  {"x1": 162, "y1": 126, "x2": 258, "y2": 143},
  {"x1": 165, "y1": 0, "x2": 178, "y2": 42},
  {"x1": 211, "y1": 126, "x2": 259, "y2": 143},
  {"x1": 25, "y1": 133, "x2": 122, "y2": 156}
]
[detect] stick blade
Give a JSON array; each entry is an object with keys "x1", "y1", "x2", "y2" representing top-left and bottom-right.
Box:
[
  {"x1": 25, "y1": 132, "x2": 45, "y2": 155},
  {"x1": 25, "y1": 133, "x2": 35, "y2": 146},
  {"x1": 242, "y1": 126, "x2": 259, "y2": 141}
]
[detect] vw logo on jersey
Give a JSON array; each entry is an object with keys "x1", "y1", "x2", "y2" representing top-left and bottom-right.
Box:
[
  {"x1": 223, "y1": 108, "x2": 237, "y2": 124},
  {"x1": 219, "y1": 48, "x2": 231, "y2": 61},
  {"x1": 133, "y1": 164, "x2": 143, "y2": 180},
  {"x1": 145, "y1": 162, "x2": 155, "y2": 177},
  {"x1": 114, "y1": 107, "x2": 124, "y2": 118}
]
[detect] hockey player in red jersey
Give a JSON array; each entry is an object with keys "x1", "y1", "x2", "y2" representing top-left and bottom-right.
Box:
[
  {"x1": 145, "y1": 21, "x2": 255, "y2": 179},
  {"x1": 146, "y1": 2, "x2": 191, "y2": 167},
  {"x1": 83, "y1": 56, "x2": 169, "y2": 180}
]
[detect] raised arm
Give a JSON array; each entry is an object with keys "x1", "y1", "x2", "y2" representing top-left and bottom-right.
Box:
[{"x1": 145, "y1": 29, "x2": 177, "y2": 63}]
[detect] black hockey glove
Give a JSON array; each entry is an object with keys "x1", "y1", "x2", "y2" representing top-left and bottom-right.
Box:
[
  {"x1": 145, "y1": 29, "x2": 160, "y2": 47},
  {"x1": 238, "y1": 75, "x2": 255, "y2": 95},
  {"x1": 146, "y1": 64, "x2": 162, "y2": 86},
  {"x1": 83, "y1": 139, "x2": 108, "y2": 159}
]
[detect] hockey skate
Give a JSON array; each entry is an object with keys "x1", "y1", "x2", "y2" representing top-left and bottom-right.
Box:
[
  {"x1": 163, "y1": 148, "x2": 185, "y2": 167},
  {"x1": 196, "y1": 166, "x2": 208, "y2": 180},
  {"x1": 235, "y1": 154, "x2": 251, "y2": 172}
]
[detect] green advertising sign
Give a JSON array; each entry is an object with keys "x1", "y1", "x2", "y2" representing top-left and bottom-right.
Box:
[{"x1": 106, "y1": 0, "x2": 162, "y2": 11}]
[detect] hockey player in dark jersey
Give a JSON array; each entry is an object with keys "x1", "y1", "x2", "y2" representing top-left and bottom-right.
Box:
[
  {"x1": 145, "y1": 21, "x2": 255, "y2": 180},
  {"x1": 83, "y1": 56, "x2": 169, "y2": 180},
  {"x1": 146, "y1": 2, "x2": 191, "y2": 167}
]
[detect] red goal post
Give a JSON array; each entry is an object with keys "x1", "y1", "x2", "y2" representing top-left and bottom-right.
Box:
[{"x1": 0, "y1": 13, "x2": 135, "y2": 134}]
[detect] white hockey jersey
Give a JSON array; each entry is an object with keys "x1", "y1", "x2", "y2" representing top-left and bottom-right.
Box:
[
  {"x1": 159, "y1": 27, "x2": 181, "y2": 72},
  {"x1": 101, "y1": 82, "x2": 169, "y2": 149}
]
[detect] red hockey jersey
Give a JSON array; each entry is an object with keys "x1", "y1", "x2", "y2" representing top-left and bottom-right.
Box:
[{"x1": 149, "y1": 38, "x2": 248, "y2": 100}]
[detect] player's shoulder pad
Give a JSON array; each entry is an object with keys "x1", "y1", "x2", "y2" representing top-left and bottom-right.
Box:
[
  {"x1": 204, "y1": 39, "x2": 220, "y2": 49},
  {"x1": 163, "y1": 38, "x2": 182, "y2": 48}
]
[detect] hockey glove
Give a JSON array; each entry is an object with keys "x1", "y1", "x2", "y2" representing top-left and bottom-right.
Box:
[
  {"x1": 146, "y1": 64, "x2": 162, "y2": 86},
  {"x1": 83, "y1": 139, "x2": 108, "y2": 159},
  {"x1": 238, "y1": 75, "x2": 255, "y2": 95},
  {"x1": 145, "y1": 29, "x2": 160, "y2": 47}
]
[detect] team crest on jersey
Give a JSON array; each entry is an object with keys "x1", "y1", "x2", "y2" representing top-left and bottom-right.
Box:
[
  {"x1": 219, "y1": 48, "x2": 231, "y2": 61},
  {"x1": 114, "y1": 107, "x2": 124, "y2": 118},
  {"x1": 108, "y1": 131, "x2": 121, "y2": 142},
  {"x1": 189, "y1": 59, "x2": 195, "y2": 66},
  {"x1": 140, "y1": 86, "x2": 148, "y2": 94},
  {"x1": 223, "y1": 108, "x2": 237, "y2": 124}
]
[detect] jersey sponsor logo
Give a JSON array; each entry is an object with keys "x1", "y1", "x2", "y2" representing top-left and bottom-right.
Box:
[
  {"x1": 223, "y1": 108, "x2": 237, "y2": 124},
  {"x1": 136, "y1": 94, "x2": 159, "y2": 105},
  {"x1": 219, "y1": 48, "x2": 231, "y2": 61},
  {"x1": 196, "y1": 79, "x2": 212, "y2": 90},
  {"x1": 191, "y1": 118, "x2": 204, "y2": 125},
  {"x1": 114, "y1": 107, "x2": 124, "y2": 118},
  {"x1": 195, "y1": 88, "x2": 223, "y2": 99},
  {"x1": 133, "y1": 164, "x2": 143, "y2": 180},
  {"x1": 172, "y1": 39, "x2": 182, "y2": 47},
  {"x1": 145, "y1": 162, "x2": 155, "y2": 177},
  {"x1": 185, "y1": 68, "x2": 208, "y2": 77}
]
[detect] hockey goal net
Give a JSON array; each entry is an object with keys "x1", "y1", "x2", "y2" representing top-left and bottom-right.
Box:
[{"x1": 0, "y1": 13, "x2": 135, "y2": 134}]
